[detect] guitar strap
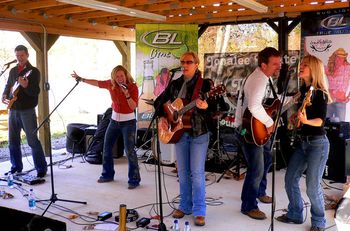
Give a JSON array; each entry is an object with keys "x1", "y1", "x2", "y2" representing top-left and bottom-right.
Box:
[
  {"x1": 268, "y1": 78, "x2": 278, "y2": 99},
  {"x1": 191, "y1": 73, "x2": 203, "y2": 101}
]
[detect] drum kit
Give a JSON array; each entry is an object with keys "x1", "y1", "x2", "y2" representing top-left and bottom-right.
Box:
[{"x1": 208, "y1": 105, "x2": 245, "y2": 182}]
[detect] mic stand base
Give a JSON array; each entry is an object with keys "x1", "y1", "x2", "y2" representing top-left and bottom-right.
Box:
[{"x1": 158, "y1": 222, "x2": 167, "y2": 231}]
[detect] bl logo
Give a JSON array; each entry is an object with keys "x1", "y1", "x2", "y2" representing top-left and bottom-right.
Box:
[
  {"x1": 321, "y1": 14, "x2": 349, "y2": 30},
  {"x1": 141, "y1": 30, "x2": 183, "y2": 49}
]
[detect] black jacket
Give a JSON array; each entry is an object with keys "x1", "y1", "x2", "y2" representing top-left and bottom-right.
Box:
[
  {"x1": 3, "y1": 62, "x2": 40, "y2": 110},
  {"x1": 154, "y1": 70, "x2": 217, "y2": 137}
]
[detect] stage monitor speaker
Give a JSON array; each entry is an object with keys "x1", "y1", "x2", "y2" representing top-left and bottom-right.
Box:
[
  {"x1": 323, "y1": 134, "x2": 350, "y2": 183},
  {"x1": 0, "y1": 206, "x2": 66, "y2": 231},
  {"x1": 66, "y1": 123, "x2": 91, "y2": 154}
]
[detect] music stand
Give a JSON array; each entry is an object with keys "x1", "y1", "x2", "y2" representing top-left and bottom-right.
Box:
[{"x1": 35, "y1": 78, "x2": 87, "y2": 216}]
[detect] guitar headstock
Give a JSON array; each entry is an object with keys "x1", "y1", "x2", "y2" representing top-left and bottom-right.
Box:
[{"x1": 208, "y1": 84, "x2": 226, "y2": 98}]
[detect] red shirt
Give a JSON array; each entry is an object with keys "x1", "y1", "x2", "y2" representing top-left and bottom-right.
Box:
[{"x1": 98, "y1": 80, "x2": 138, "y2": 113}]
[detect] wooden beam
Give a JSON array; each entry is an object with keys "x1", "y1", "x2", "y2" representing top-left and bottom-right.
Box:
[
  {"x1": 0, "y1": 14, "x2": 135, "y2": 41},
  {"x1": 114, "y1": 41, "x2": 131, "y2": 72}
]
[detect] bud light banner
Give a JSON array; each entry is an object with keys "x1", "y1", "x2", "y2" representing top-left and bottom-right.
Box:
[
  {"x1": 135, "y1": 24, "x2": 198, "y2": 129},
  {"x1": 302, "y1": 8, "x2": 350, "y2": 122}
]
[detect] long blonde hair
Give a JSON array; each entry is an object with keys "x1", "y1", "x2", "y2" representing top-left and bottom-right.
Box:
[
  {"x1": 110, "y1": 65, "x2": 135, "y2": 89},
  {"x1": 302, "y1": 55, "x2": 332, "y2": 103}
]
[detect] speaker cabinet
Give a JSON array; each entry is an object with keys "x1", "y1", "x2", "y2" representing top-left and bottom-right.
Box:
[
  {"x1": 0, "y1": 206, "x2": 66, "y2": 231},
  {"x1": 323, "y1": 136, "x2": 350, "y2": 183}
]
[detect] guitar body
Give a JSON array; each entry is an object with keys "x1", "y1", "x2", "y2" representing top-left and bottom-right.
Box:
[
  {"x1": 158, "y1": 98, "x2": 188, "y2": 144},
  {"x1": 242, "y1": 99, "x2": 281, "y2": 146},
  {"x1": 158, "y1": 84, "x2": 226, "y2": 144},
  {"x1": 7, "y1": 86, "x2": 20, "y2": 110}
]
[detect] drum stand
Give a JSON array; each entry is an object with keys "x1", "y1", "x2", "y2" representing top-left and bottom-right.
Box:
[{"x1": 211, "y1": 112, "x2": 245, "y2": 183}]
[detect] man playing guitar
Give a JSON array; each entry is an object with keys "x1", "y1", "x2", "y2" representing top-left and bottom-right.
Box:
[
  {"x1": 2, "y1": 45, "x2": 47, "y2": 178},
  {"x1": 233, "y1": 47, "x2": 283, "y2": 220}
]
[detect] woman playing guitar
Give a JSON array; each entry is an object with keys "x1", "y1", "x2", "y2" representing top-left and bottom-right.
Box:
[
  {"x1": 154, "y1": 52, "x2": 220, "y2": 227},
  {"x1": 276, "y1": 55, "x2": 332, "y2": 231}
]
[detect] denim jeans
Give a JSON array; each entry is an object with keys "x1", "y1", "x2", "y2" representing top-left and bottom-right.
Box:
[
  {"x1": 234, "y1": 131, "x2": 272, "y2": 212},
  {"x1": 100, "y1": 119, "x2": 140, "y2": 186},
  {"x1": 175, "y1": 132, "x2": 209, "y2": 217},
  {"x1": 285, "y1": 135, "x2": 329, "y2": 228},
  {"x1": 8, "y1": 108, "x2": 47, "y2": 174}
]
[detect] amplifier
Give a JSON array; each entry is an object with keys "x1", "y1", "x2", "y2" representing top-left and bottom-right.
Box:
[
  {"x1": 84, "y1": 125, "x2": 97, "y2": 151},
  {"x1": 324, "y1": 121, "x2": 350, "y2": 139},
  {"x1": 323, "y1": 137, "x2": 350, "y2": 183}
]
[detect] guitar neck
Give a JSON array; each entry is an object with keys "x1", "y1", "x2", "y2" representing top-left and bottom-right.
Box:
[{"x1": 178, "y1": 92, "x2": 209, "y2": 116}]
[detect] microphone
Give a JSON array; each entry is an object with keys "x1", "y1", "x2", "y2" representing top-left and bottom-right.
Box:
[
  {"x1": 170, "y1": 66, "x2": 182, "y2": 73},
  {"x1": 118, "y1": 83, "x2": 128, "y2": 89},
  {"x1": 4, "y1": 59, "x2": 17, "y2": 66}
]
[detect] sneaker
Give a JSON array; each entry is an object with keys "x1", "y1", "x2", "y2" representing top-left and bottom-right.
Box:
[
  {"x1": 97, "y1": 177, "x2": 113, "y2": 183},
  {"x1": 276, "y1": 214, "x2": 303, "y2": 224},
  {"x1": 127, "y1": 184, "x2": 139, "y2": 190},
  {"x1": 194, "y1": 216, "x2": 205, "y2": 226},
  {"x1": 172, "y1": 209, "x2": 185, "y2": 219},
  {"x1": 258, "y1": 195, "x2": 273, "y2": 203},
  {"x1": 4, "y1": 170, "x2": 22, "y2": 176},
  {"x1": 242, "y1": 209, "x2": 267, "y2": 220},
  {"x1": 310, "y1": 227, "x2": 325, "y2": 231}
]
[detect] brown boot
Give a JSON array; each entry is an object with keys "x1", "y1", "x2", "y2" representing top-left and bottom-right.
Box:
[
  {"x1": 258, "y1": 195, "x2": 273, "y2": 204},
  {"x1": 172, "y1": 209, "x2": 185, "y2": 219},
  {"x1": 242, "y1": 209, "x2": 266, "y2": 220},
  {"x1": 194, "y1": 216, "x2": 205, "y2": 226}
]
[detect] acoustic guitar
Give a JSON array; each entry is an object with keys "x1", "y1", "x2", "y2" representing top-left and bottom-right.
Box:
[
  {"x1": 242, "y1": 92, "x2": 300, "y2": 146},
  {"x1": 158, "y1": 84, "x2": 226, "y2": 144},
  {"x1": 7, "y1": 69, "x2": 32, "y2": 110}
]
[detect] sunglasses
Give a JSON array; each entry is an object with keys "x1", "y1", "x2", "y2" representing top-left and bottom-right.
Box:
[{"x1": 180, "y1": 60, "x2": 195, "y2": 65}]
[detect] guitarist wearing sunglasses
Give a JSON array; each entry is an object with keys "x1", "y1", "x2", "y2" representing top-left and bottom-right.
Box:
[
  {"x1": 2, "y1": 45, "x2": 47, "y2": 178},
  {"x1": 154, "y1": 52, "x2": 222, "y2": 227}
]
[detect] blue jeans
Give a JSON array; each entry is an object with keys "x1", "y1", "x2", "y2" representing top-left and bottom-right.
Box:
[
  {"x1": 8, "y1": 108, "x2": 47, "y2": 174},
  {"x1": 234, "y1": 131, "x2": 272, "y2": 212},
  {"x1": 100, "y1": 119, "x2": 140, "y2": 186},
  {"x1": 175, "y1": 132, "x2": 209, "y2": 217},
  {"x1": 285, "y1": 135, "x2": 329, "y2": 228}
]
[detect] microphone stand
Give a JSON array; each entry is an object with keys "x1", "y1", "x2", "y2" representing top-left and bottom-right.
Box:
[
  {"x1": 35, "y1": 78, "x2": 87, "y2": 216},
  {"x1": 0, "y1": 64, "x2": 11, "y2": 78},
  {"x1": 269, "y1": 64, "x2": 291, "y2": 231},
  {"x1": 144, "y1": 68, "x2": 179, "y2": 231}
]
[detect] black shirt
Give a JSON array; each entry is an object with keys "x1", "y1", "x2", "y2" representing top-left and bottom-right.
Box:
[{"x1": 299, "y1": 85, "x2": 328, "y2": 136}]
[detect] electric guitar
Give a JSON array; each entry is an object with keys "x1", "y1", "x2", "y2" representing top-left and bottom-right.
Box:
[
  {"x1": 158, "y1": 84, "x2": 226, "y2": 144},
  {"x1": 242, "y1": 92, "x2": 300, "y2": 146},
  {"x1": 292, "y1": 86, "x2": 314, "y2": 129},
  {"x1": 7, "y1": 69, "x2": 32, "y2": 109}
]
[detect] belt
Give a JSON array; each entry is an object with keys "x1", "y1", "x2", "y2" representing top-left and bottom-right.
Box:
[{"x1": 299, "y1": 135, "x2": 326, "y2": 142}]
